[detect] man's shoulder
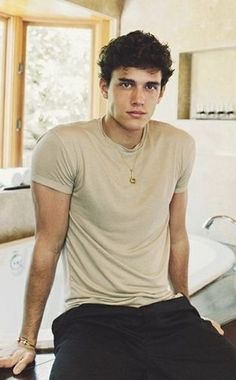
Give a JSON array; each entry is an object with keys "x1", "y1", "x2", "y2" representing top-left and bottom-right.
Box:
[
  {"x1": 149, "y1": 120, "x2": 195, "y2": 144},
  {"x1": 36, "y1": 119, "x2": 100, "y2": 153},
  {"x1": 49, "y1": 118, "x2": 99, "y2": 140}
]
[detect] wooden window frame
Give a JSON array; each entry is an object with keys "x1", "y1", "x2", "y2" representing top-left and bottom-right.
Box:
[
  {"x1": 1, "y1": 13, "x2": 114, "y2": 167},
  {"x1": 0, "y1": 16, "x2": 7, "y2": 167}
]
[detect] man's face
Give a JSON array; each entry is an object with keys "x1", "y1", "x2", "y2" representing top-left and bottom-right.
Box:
[{"x1": 100, "y1": 67, "x2": 164, "y2": 132}]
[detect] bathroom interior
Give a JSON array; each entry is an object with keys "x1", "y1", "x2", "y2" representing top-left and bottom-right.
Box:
[{"x1": 0, "y1": 0, "x2": 236, "y2": 378}]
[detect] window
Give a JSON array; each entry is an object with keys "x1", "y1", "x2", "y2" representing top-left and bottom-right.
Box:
[
  {"x1": 0, "y1": 8, "x2": 113, "y2": 168},
  {"x1": 23, "y1": 25, "x2": 93, "y2": 166}
]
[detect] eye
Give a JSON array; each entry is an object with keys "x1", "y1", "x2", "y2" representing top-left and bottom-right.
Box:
[
  {"x1": 145, "y1": 83, "x2": 159, "y2": 91},
  {"x1": 120, "y1": 82, "x2": 132, "y2": 88}
]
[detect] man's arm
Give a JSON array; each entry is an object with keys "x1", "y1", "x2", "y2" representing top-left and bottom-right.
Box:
[
  {"x1": 0, "y1": 182, "x2": 71, "y2": 374},
  {"x1": 168, "y1": 191, "x2": 224, "y2": 335},
  {"x1": 168, "y1": 191, "x2": 189, "y2": 297}
]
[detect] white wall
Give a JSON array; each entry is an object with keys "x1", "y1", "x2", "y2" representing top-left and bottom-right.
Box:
[{"x1": 121, "y1": 0, "x2": 236, "y2": 243}]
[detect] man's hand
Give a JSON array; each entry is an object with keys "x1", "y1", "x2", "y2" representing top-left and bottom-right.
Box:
[
  {"x1": 210, "y1": 319, "x2": 224, "y2": 335},
  {"x1": 202, "y1": 317, "x2": 224, "y2": 335},
  {"x1": 0, "y1": 342, "x2": 36, "y2": 375}
]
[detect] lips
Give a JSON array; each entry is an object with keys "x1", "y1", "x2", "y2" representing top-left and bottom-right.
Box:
[{"x1": 127, "y1": 111, "x2": 146, "y2": 118}]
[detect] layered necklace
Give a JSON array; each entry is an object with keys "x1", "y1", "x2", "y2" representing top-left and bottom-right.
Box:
[{"x1": 101, "y1": 119, "x2": 147, "y2": 184}]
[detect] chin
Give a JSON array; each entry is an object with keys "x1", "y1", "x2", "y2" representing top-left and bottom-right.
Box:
[
  {"x1": 119, "y1": 116, "x2": 148, "y2": 130},
  {"x1": 124, "y1": 121, "x2": 147, "y2": 132}
]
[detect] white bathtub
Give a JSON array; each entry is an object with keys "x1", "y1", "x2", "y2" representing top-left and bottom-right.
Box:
[
  {"x1": 0, "y1": 235, "x2": 235, "y2": 348},
  {"x1": 0, "y1": 237, "x2": 64, "y2": 348},
  {"x1": 188, "y1": 235, "x2": 235, "y2": 295}
]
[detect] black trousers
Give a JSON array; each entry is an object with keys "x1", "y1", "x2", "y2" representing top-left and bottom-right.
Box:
[{"x1": 49, "y1": 296, "x2": 236, "y2": 379}]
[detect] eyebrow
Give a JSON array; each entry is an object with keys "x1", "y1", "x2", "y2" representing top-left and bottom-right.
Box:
[
  {"x1": 118, "y1": 78, "x2": 135, "y2": 84},
  {"x1": 118, "y1": 78, "x2": 161, "y2": 86}
]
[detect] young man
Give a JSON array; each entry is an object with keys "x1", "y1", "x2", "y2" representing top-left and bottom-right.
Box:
[{"x1": 0, "y1": 30, "x2": 236, "y2": 379}]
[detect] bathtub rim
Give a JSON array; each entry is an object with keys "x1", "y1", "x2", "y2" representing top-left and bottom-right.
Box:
[{"x1": 188, "y1": 234, "x2": 235, "y2": 295}]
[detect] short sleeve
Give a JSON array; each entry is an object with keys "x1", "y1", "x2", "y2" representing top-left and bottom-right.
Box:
[
  {"x1": 174, "y1": 136, "x2": 196, "y2": 193},
  {"x1": 31, "y1": 129, "x2": 77, "y2": 194}
]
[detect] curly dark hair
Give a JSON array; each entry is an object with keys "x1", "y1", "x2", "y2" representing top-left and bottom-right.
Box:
[{"x1": 98, "y1": 30, "x2": 174, "y2": 87}]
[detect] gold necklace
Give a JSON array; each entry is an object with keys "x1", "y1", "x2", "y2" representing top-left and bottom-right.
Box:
[
  {"x1": 119, "y1": 151, "x2": 139, "y2": 184},
  {"x1": 100, "y1": 119, "x2": 146, "y2": 184}
]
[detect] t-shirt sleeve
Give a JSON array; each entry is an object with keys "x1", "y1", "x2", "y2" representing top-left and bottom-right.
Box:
[
  {"x1": 31, "y1": 129, "x2": 77, "y2": 194},
  {"x1": 174, "y1": 135, "x2": 196, "y2": 193}
]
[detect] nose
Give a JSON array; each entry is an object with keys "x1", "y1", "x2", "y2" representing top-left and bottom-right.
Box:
[{"x1": 131, "y1": 87, "x2": 145, "y2": 106}]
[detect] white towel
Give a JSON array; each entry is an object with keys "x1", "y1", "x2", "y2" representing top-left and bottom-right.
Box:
[
  {"x1": 0, "y1": 169, "x2": 23, "y2": 187},
  {"x1": 14, "y1": 167, "x2": 31, "y2": 185},
  {"x1": 0, "y1": 167, "x2": 31, "y2": 188}
]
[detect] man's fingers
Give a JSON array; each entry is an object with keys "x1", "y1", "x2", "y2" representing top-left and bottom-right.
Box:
[
  {"x1": 202, "y1": 317, "x2": 224, "y2": 335},
  {"x1": 0, "y1": 350, "x2": 19, "y2": 368},
  {"x1": 211, "y1": 320, "x2": 224, "y2": 335},
  {"x1": 0, "y1": 346, "x2": 35, "y2": 375},
  {"x1": 13, "y1": 350, "x2": 36, "y2": 375}
]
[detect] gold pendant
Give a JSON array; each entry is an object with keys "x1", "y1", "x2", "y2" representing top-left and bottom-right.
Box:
[{"x1": 129, "y1": 169, "x2": 136, "y2": 184}]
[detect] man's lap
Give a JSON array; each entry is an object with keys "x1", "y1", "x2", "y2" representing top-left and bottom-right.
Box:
[{"x1": 49, "y1": 297, "x2": 236, "y2": 380}]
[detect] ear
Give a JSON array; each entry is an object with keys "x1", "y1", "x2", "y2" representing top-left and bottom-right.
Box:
[
  {"x1": 99, "y1": 78, "x2": 109, "y2": 99},
  {"x1": 157, "y1": 85, "x2": 166, "y2": 104}
]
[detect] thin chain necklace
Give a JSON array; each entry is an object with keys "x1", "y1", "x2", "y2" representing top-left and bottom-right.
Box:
[
  {"x1": 118, "y1": 150, "x2": 139, "y2": 184},
  {"x1": 101, "y1": 119, "x2": 147, "y2": 184}
]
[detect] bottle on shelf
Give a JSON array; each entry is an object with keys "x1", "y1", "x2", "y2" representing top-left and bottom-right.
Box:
[
  {"x1": 195, "y1": 104, "x2": 207, "y2": 119},
  {"x1": 225, "y1": 103, "x2": 235, "y2": 120}
]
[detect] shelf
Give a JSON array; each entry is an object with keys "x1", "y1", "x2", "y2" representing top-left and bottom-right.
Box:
[{"x1": 178, "y1": 47, "x2": 236, "y2": 120}]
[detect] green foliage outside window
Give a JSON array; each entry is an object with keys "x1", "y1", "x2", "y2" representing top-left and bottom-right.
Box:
[{"x1": 23, "y1": 26, "x2": 92, "y2": 165}]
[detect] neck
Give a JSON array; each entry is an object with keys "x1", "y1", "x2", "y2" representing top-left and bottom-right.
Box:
[{"x1": 102, "y1": 116, "x2": 145, "y2": 149}]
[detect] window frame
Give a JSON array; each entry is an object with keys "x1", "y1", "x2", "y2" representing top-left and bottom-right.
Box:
[
  {"x1": 0, "y1": 13, "x2": 113, "y2": 167},
  {"x1": 0, "y1": 15, "x2": 7, "y2": 167}
]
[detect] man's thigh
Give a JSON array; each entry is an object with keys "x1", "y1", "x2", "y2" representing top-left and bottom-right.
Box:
[
  {"x1": 145, "y1": 297, "x2": 236, "y2": 379},
  {"x1": 49, "y1": 299, "x2": 236, "y2": 380},
  {"x1": 49, "y1": 338, "x2": 145, "y2": 380},
  {"x1": 49, "y1": 305, "x2": 146, "y2": 380}
]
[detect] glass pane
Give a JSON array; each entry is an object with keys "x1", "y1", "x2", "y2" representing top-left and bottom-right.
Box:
[{"x1": 23, "y1": 26, "x2": 92, "y2": 166}]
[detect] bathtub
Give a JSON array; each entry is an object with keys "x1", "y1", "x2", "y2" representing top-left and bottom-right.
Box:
[
  {"x1": 0, "y1": 237, "x2": 64, "y2": 349},
  {"x1": 0, "y1": 235, "x2": 235, "y2": 348},
  {"x1": 188, "y1": 235, "x2": 235, "y2": 295}
]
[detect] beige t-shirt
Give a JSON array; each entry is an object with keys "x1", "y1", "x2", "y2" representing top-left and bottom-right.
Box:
[{"x1": 31, "y1": 118, "x2": 195, "y2": 309}]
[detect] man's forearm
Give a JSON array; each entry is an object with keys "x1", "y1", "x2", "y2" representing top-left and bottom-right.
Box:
[
  {"x1": 19, "y1": 242, "x2": 59, "y2": 345},
  {"x1": 168, "y1": 236, "x2": 189, "y2": 297}
]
